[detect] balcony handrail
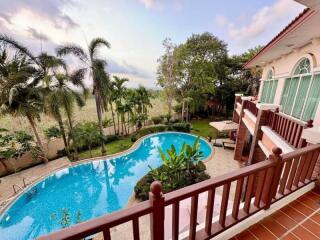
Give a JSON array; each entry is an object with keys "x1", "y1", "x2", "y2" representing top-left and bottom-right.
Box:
[{"x1": 38, "y1": 144, "x2": 320, "y2": 240}]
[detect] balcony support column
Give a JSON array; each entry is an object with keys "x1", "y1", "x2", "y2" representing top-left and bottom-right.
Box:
[{"x1": 248, "y1": 104, "x2": 279, "y2": 165}]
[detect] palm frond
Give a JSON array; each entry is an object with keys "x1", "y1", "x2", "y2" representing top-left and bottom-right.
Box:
[
  {"x1": 89, "y1": 38, "x2": 110, "y2": 59},
  {"x1": 0, "y1": 34, "x2": 38, "y2": 64},
  {"x1": 56, "y1": 44, "x2": 89, "y2": 64},
  {"x1": 70, "y1": 68, "x2": 86, "y2": 86}
]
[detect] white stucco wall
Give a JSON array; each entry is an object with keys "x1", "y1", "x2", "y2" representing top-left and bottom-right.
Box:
[{"x1": 258, "y1": 40, "x2": 320, "y2": 125}]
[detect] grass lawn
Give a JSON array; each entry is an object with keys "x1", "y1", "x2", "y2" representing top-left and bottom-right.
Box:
[
  {"x1": 190, "y1": 119, "x2": 218, "y2": 139},
  {"x1": 78, "y1": 136, "x2": 134, "y2": 160}
]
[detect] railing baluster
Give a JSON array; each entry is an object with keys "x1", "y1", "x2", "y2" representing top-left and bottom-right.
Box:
[
  {"x1": 254, "y1": 169, "x2": 266, "y2": 207},
  {"x1": 286, "y1": 121, "x2": 292, "y2": 140},
  {"x1": 286, "y1": 157, "x2": 299, "y2": 191},
  {"x1": 294, "y1": 126, "x2": 303, "y2": 148},
  {"x1": 244, "y1": 174, "x2": 255, "y2": 213},
  {"x1": 289, "y1": 124, "x2": 298, "y2": 145},
  {"x1": 278, "y1": 160, "x2": 293, "y2": 195},
  {"x1": 293, "y1": 155, "x2": 307, "y2": 187},
  {"x1": 132, "y1": 218, "x2": 140, "y2": 240},
  {"x1": 306, "y1": 150, "x2": 320, "y2": 180},
  {"x1": 189, "y1": 195, "x2": 199, "y2": 240},
  {"x1": 219, "y1": 183, "x2": 231, "y2": 228},
  {"x1": 205, "y1": 188, "x2": 215, "y2": 236},
  {"x1": 103, "y1": 228, "x2": 111, "y2": 240},
  {"x1": 172, "y1": 202, "x2": 180, "y2": 240},
  {"x1": 300, "y1": 151, "x2": 314, "y2": 183},
  {"x1": 232, "y1": 178, "x2": 244, "y2": 220}
]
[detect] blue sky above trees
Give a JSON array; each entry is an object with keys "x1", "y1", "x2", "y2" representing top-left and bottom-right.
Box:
[{"x1": 0, "y1": 0, "x2": 304, "y2": 88}]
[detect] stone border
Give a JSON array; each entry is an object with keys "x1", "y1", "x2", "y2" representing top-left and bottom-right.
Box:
[{"x1": 0, "y1": 131, "x2": 213, "y2": 217}]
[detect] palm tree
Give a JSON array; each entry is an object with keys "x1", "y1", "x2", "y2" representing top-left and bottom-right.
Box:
[
  {"x1": 0, "y1": 36, "x2": 49, "y2": 152},
  {"x1": 112, "y1": 76, "x2": 128, "y2": 135},
  {"x1": 0, "y1": 47, "x2": 48, "y2": 162},
  {"x1": 44, "y1": 68, "x2": 87, "y2": 158},
  {"x1": 135, "y1": 86, "x2": 152, "y2": 125},
  {"x1": 108, "y1": 82, "x2": 117, "y2": 135},
  {"x1": 56, "y1": 38, "x2": 110, "y2": 155}
]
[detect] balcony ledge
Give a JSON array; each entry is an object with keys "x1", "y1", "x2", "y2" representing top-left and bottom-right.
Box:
[{"x1": 261, "y1": 126, "x2": 295, "y2": 154}]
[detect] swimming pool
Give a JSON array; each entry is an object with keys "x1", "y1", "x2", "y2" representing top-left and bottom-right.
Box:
[{"x1": 0, "y1": 132, "x2": 212, "y2": 240}]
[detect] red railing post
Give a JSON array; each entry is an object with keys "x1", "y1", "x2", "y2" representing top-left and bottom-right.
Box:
[
  {"x1": 264, "y1": 147, "x2": 283, "y2": 209},
  {"x1": 149, "y1": 181, "x2": 165, "y2": 240}
]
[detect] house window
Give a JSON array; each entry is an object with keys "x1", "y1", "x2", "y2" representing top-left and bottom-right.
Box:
[
  {"x1": 260, "y1": 70, "x2": 278, "y2": 103},
  {"x1": 280, "y1": 58, "x2": 320, "y2": 121}
]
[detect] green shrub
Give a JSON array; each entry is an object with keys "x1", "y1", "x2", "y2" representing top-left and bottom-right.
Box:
[
  {"x1": 131, "y1": 136, "x2": 137, "y2": 142},
  {"x1": 134, "y1": 124, "x2": 167, "y2": 139},
  {"x1": 44, "y1": 126, "x2": 62, "y2": 139},
  {"x1": 171, "y1": 122, "x2": 191, "y2": 132},
  {"x1": 134, "y1": 137, "x2": 210, "y2": 201},
  {"x1": 0, "y1": 130, "x2": 39, "y2": 160},
  {"x1": 135, "y1": 162, "x2": 209, "y2": 201},
  {"x1": 102, "y1": 118, "x2": 113, "y2": 128},
  {"x1": 151, "y1": 116, "x2": 163, "y2": 124}
]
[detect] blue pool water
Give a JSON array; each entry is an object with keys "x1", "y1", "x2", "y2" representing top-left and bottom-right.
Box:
[{"x1": 0, "y1": 132, "x2": 212, "y2": 240}]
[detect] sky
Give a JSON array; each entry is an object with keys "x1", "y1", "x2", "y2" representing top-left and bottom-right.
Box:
[{"x1": 0, "y1": 0, "x2": 304, "y2": 88}]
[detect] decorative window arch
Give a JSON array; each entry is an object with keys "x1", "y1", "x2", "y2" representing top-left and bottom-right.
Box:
[
  {"x1": 266, "y1": 69, "x2": 273, "y2": 79},
  {"x1": 260, "y1": 68, "x2": 278, "y2": 103},
  {"x1": 281, "y1": 56, "x2": 320, "y2": 121},
  {"x1": 293, "y1": 57, "x2": 311, "y2": 75}
]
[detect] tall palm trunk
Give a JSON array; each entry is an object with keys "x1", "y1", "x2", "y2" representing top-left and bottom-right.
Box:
[
  {"x1": 57, "y1": 117, "x2": 68, "y2": 149},
  {"x1": 94, "y1": 91, "x2": 106, "y2": 155},
  {"x1": 110, "y1": 103, "x2": 117, "y2": 135},
  {"x1": 117, "y1": 113, "x2": 120, "y2": 135},
  {"x1": 65, "y1": 110, "x2": 79, "y2": 159},
  {"x1": 57, "y1": 118, "x2": 70, "y2": 156},
  {"x1": 26, "y1": 114, "x2": 48, "y2": 163}
]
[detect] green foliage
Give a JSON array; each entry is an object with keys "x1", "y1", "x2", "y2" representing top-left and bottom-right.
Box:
[
  {"x1": 102, "y1": 118, "x2": 113, "y2": 128},
  {"x1": 157, "y1": 33, "x2": 263, "y2": 117},
  {"x1": 0, "y1": 130, "x2": 39, "y2": 160},
  {"x1": 72, "y1": 122, "x2": 101, "y2": 157},
  {"x1": 44, "y1": 126, "x2": 62, "y2": 139},
  {"x1": 169, "y1": 122, "x2": 191, "y2": 132},
  {"x1": 134, "y1": 125, "x2": 167, "y2": 139},
  {"x1": 151, "y1": 116, "x2": 163, "y2": 124},
  {"x1": 135, "y1": 137, "x2": 209, "y2": 201}
]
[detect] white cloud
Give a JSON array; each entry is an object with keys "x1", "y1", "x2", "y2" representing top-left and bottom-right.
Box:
[
  {"x1": 215, "y1": 0, "x2": 303, "y2": 46},
  {"x1": 215, "y1": 14, "x2": 228, "y2": 27},
  {"x1": 137, "y1": 0, "x2": 183, "y2": 10},
  {"x1": 138, "y1": 0, "x2": 157, "y2": 8}
]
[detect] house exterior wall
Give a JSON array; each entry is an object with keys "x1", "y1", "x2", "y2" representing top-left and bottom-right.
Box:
[{"x1": 258, "y1": 40, "x2": 320, "y2": 125}]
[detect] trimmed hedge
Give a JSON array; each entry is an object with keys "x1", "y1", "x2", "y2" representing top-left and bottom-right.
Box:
[
  {"x1": 134, "y1": 161, "x2": 210, "y2": 201},
  {"x1": 151, "y1": 116, "x2": 163, "y2": 124},
  {"x1": 169, "y1": 122, "x2": 191, "y2": 132},
  {"x1": 134, "y1": 124, "x2": 168, "y2": 139}
]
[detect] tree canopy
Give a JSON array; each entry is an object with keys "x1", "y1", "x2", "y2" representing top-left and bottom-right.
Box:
[{"x1": 157, "y1": 32, "x2": 262, "y2": 117}]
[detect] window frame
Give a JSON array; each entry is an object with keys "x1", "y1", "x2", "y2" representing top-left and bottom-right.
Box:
[{"x1": 280, "y1": 61, "x2": 320, "y2": 121}]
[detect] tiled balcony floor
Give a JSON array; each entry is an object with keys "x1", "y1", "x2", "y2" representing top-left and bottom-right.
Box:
[{"x1": 231, "y1": 189, "x2": 320, "y2": 240}]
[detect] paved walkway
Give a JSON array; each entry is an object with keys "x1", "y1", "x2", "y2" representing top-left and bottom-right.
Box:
[{"x1": 0, "y1": 157, "x2": 71, "y2": 212}]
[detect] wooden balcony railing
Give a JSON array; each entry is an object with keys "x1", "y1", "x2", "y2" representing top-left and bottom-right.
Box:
[
  {"x1": 266, "y1": 111, "x2": 313, "y2": 148},
  {"x1": 243, "y1": 100, "x2": 258, "y2": 117},
  {"x1": 38, "y1": 144, "x2": 320, "y2": 240}
]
